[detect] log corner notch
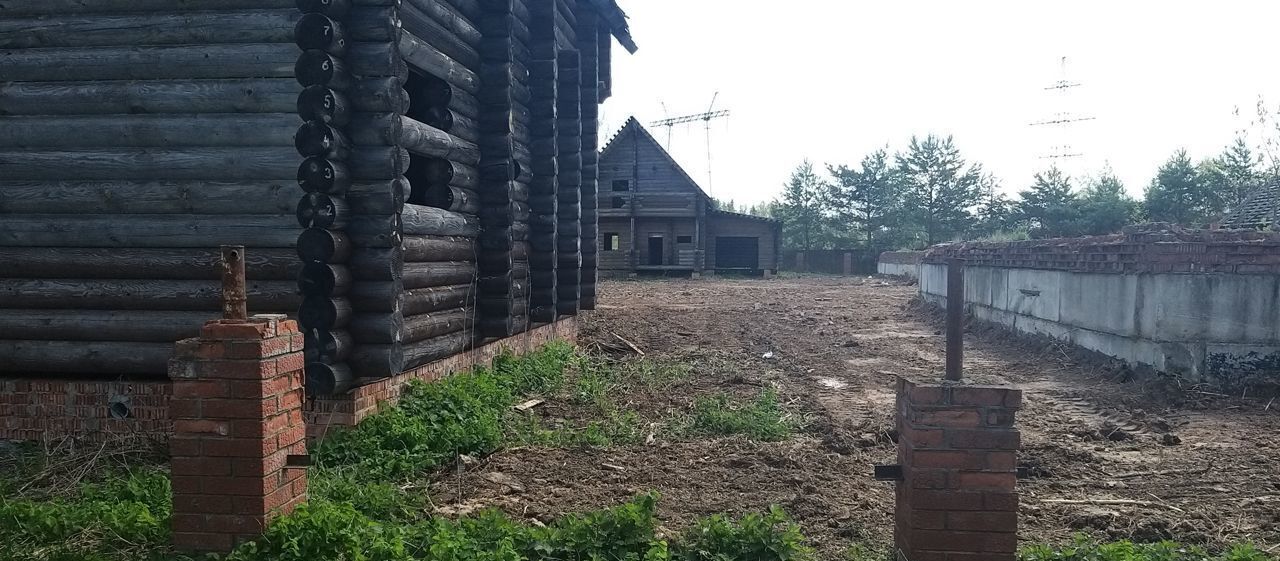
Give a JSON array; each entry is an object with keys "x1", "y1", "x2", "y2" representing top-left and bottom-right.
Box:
[
  {"x1": 294, "y1": 0, "x2": 361, "y2": 395},
  {"x1": 476, "y1": 0, "x2": 518, "y2": 339}
]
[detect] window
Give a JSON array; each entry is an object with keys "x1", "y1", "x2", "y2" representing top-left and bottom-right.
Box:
[
  {"x1": 611, "y1": 196, "x2": 627, "y2": 208},
  {"x1": 677, "y1": 235, "x2": 693, "y2": 244},
  {"x1": 611, "y1": 179, "x2": 630, "y2": 191},
  {"x1": 603, "y1": 233, "x2": 620, "y2": 251}
]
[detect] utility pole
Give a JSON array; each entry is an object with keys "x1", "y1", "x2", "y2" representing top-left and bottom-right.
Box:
[
  {"x1": 1030, "y1": 57, "x2": 1095, "y2": 166},
  {"x1": 653, "y1": 92, "x2": 730, "y2": 195}
]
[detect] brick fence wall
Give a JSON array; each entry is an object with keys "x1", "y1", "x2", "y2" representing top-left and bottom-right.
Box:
[{"x1": 922, "y1": 226, "x2": 1280, "y2": 275}]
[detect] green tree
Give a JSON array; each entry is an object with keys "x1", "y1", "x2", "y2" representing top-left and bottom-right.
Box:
[
  {"x1": 1144, "y1": 149, "x2": 1222, "y2": 225},
  {"x1": 775, "y1": 160, "x2": 831, "y2": 250},
  {"x1": 1018, "y1": 167, "x2": 1081, "y2": 238},
  {"x1": 826, "y1": 148, "x2": 903, "y2": 251},
  {"x1": 1078, "y1": 168, "x2": 1139, "y2": 235},
  {"x1": 1199, "y1": 136, "x2": 1260, "y2": 212},
  {"x1": 971, "y1": 173, "x2": 1016, "y2": 238},
  {"x1": 895, "y1": 135, "x2": 982, "y2": 246}
]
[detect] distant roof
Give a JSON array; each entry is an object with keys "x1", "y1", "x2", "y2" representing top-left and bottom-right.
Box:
[
  {"x1": 600, "y1": 117, "x2": 780, "y2": 224},
  {"x1": 1222, "y1": 180, "x2": 1280, "y2": 229},
  {"x1": 591, "y1": 0, "x2": 637, "y2": 53}
]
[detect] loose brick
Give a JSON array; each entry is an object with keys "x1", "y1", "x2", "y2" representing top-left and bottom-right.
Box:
[
  {"x1": 946, "y1": 428, "x2": 1020, "y2": 450},
  {"x1": 955, "y1": 472, "x2": 1016, "y2": 491},
  {"x1": 173, "y1": 419, "x2": 229, "y2": 436},
  {"x1": 913, "y1": 409, "x2": 981, "y2": 428},
  {"x1": 903, "y1": 428, "x2": 946, "y2": 448},
  {"x1": 947, "y1": 511, "x2": 1017, "y2": 532},
  {"x1": 911, "y1": 530, "x2": 1016, "y2": 553},
  {"x1": 906, "y1": 490, "x2": 986, "y2": 511},
  {"x1": 909, "y1": 386, "x2": 948, "y2": 406},
  {"x1": 950, "y1": 386, "x2": 1013, "y2": 407},
  {"x1": 200, "y1": 321, "x2": 271, "y2": 340},
  {"x1": 909, "y1": 469, "x2": 950, "y2": 489}
]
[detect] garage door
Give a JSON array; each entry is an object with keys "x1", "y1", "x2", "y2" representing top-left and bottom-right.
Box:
[{"x1": 715, "y1": 237, "x2": 759, "y2": 270}]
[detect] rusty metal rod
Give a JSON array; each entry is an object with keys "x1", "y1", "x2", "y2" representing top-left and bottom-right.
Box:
[
  {"x1": 945, "y1": 258, "x2": 964, "y2": 381},
  {"x1": 220, "y1": 245, "x2": 247, "y2": 320}
]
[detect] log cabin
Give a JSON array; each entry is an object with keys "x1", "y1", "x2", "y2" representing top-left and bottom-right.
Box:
[
  {"x1": 0, "y1": 0, "x2": 636, "y2": 398},
  {"x1": 597, "y1": 118, "x2": 781, "y2": 276}
]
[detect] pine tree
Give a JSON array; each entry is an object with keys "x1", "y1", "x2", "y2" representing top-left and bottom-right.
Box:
[
  {"x1": 895, "y1": 135, "x2": 982, "y2": 246},
  {"x1": 776, "y1": 160, "x2": 830, "y2": 250},
  {"x1": 826, "y1": 148, "x2": 903, "y2": 251},
  {"x1": 972, "y1": 173, "x2": 1016, "y2": 238},
  {"x1": 1018, "y1": 167, "x2": 1081, "y2": 238},
  {"x1": 1145, "y1": 149, "x2": 1221, "y2": 225},
  {"x1": 1199, "y1": 136, "x2": 1260, "y2": 212},
  {"x1": 1078, "y1": 168, "x2": 1138, "y2": 235}
]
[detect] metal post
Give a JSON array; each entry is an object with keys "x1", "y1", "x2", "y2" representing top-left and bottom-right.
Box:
[
  {"x1": 945, "y1": 258, "x2": 964, "y2": 381},
  {"x1": 221, "y1": 246, "x2": 247, "y2": 321}
]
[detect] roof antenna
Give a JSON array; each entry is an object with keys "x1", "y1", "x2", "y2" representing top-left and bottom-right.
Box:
[{"x1": 652, "y1": 91, "x2": 730, "y2": 195}]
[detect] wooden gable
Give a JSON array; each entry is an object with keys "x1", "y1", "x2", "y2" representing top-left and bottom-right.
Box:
[{"x1": 598, "y1": 118, "x2": 708, "y2": 218}]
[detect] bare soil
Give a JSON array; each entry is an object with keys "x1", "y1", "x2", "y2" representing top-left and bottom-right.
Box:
[{"x1": 431, "y1": 276, "x2": 1280, "y2": 557}]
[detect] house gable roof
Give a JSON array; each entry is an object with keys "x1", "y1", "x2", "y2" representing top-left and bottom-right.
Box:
[
  {"x1": 1223, "y1": 180, "x2": 1280, "y2": 229},
  {"x1": 598, "y1": 116, "x2": 780, "y2": 224}
]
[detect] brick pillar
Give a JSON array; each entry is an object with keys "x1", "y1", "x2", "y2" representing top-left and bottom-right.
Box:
[
  {"x1": 894, "y1": 378, "x2": 1021, "y2": 561},
  {"x1": 168, "y1": 314, "x2": 307, "y2": 552}
]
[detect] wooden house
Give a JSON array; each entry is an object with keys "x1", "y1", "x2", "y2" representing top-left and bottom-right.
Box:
[
  {"x1": 0, "y1": 0, "x2": 636, "y2": 396},
  {"x1": 596, "y1": 118, "x2": 780, "y2": 275}
]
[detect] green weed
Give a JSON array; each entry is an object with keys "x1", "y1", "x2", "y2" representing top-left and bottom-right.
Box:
[
  {"x1": 674, "y1": 505, "x2": 814, "y2": 561},
  {"x1": 0, "y1": 468, "x2": 173, "y2": 561},
  {"x1": 687, "y1": 388, "x2": 794, "y2": 441},
  {"x1": 1019, "y1": 537, "x2": 1275, "y2": 561}
]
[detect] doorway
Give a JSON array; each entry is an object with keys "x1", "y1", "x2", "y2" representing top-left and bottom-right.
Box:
[{"x1": 647, "y1": 236, "x2": 664, "y2": 266}]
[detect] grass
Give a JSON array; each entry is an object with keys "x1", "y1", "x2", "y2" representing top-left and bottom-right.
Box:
[
  {"x1": 843, "y1": 538, "x2": 1277, "y2": 561},
  {"x1": 683, "y1": 388, "x2": 796, "y2": 441}
]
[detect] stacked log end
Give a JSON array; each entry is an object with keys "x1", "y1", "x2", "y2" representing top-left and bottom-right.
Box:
[
  {"x1": 555, "y1": 45, "x2": 581, "y2": 315},
  {"x1": 474, "y1": 0, "x2": 518, "y2": 338},
  {"x1": 526, "y1": 0, "x2": 559, "y2": 323},
  {"x1": 576, "y1": 0, "x2": 600, "y2": 310},
  {"x1": 294, "y1": 0, "x2": 360, "y2": 395}
]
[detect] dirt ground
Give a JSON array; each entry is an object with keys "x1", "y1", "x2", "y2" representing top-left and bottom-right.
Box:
[{"x1": 432, "y1": 276, "x2": 1280, "y2": 557}]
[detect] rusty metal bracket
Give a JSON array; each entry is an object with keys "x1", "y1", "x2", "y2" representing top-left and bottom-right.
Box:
[
  {"x1": 285, "y1": 454, "x2": 311, "y2": 468},
  {"x1": 874, "y1": 465, "x2": 903, "y2": 481}
]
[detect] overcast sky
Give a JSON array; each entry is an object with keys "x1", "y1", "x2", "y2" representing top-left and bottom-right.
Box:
[{"x1": 599, "y1": 0, "x2": 1280, "y2": 206}]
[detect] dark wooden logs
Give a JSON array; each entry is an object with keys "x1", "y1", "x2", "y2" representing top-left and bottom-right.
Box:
[
  {"x1": 0, "y1": 78, "x2": 298, "y2": 116},
  {"x1": 403, "y1": 285, "x2": 473, "y2": 315},
  {"x1": 346, "y1": 178, "x2": 408, "y2": 214},
  {"x1": 409, "y1": 158, "x2": 479, "y2": 190},
  {"x1": 403, "y1": 261, "x2": 476, "y2": 288},
  {"x1": 399, "y1": 31, "x2": 480, "y2": 94},
  {"x1": 402, "y1": 204, "x2": 480, "y2": 236},
  {"x1": 0, "y1": 148, "x2": 298, "y2": 181},
  {"x1": 307, "y1": 362, "x2": 355, "y2": 395},
  {"x1": 0, "y1": 310, "x2": 218, "y2": 342},
  {"x1": 0, "y1": 180, "x2": 294, "y2": 215},
  {"x1": 299, "y1": 296, "x2": 353, "y2": 329},
  {"x1": 417, "y1": 185, "x2": 481, "y2": 214},
  {"x1": 298, "y1": 263, "x2": 352, "y2": 296},
  {"x1": 351, "y1": 308, "x2": 471, "y2": 344},
  {"x1": 2, "y1": 44, "x2": 300, "y2": 82},
  {"x1": 0, "y1": 215, "x2": 297, "y2": 248},
  {"x1": 349, "y1": 343, "x2": 404, "y2": 378},
  {"x1": 401, "y1": 330, "x2": 472, "y2": 369},
  {"x1": 298, "y1": 227, "x2": 353, "y2": 263},
  {"x1": 0, "y1": 114, "x2": 299, "y2": 149},
  {"x1": 298, "y1": 157, "x2": 352, "y2": 194},
  {"x1": 407, "y1": 0, "x2": 481, "y2": 48},
  {"x1": 0, "y1": 0, "x2": 296, "y2": 16},
  {"x1": 0, "y1": 340, "x2": 174, "y2": 375},
  {"x1": 409, "y1": 72, "x2": 480, "y2": 118},
  {"x1": 297, "y1": 193, "x2": 352, "y2": 229},
  {"x1": 294, "y1": 13, "x2": 348, "y2": 54},
  {"x1": 347, "y1": 113, "x2": 480, "y2": 164},
  {"x1": 0, "y1": 279, "x2": 299, "y2": 311},
  {"x1": 306, "y1": 329, "x2": 354, "y2": 363},
  {"x1": 400, "y1": 235, "x2": 474, "y2": 262},
  {"x1": 0, "y1": 247, "x2": 299, "y2": 280}
]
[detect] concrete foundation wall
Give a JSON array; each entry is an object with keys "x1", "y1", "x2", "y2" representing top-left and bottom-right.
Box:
[
  {"x1": 921, "y1": 263, "x2": 1280, "y2": 387},
  {"x1": 878, "y1": 262, "x2": 919, "y2": 278}
]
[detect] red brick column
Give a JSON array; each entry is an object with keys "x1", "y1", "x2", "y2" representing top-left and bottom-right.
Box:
[
  {"x1": 168, "y1": 314, "x2": 307, "y2": 552},
  {"x1": 895, "y1": 378, "x2": 1021, "y2": 561}
]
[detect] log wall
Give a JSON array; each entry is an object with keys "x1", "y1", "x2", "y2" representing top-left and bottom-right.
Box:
[
  {"x1": 0, "y1": 1, "x2": 303, "y2": 377},
  {"x1": 0, "y1": 0, "x2": 622, "y2": 393}
]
